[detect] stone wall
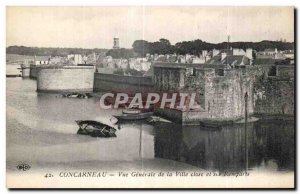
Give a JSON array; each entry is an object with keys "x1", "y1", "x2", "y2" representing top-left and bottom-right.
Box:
[
  {"x1": 21, "y1": 64, "x2": 30, "y2": 78},
  {"x1": 253, "y1": 75, "x2": 294, "y2": 116},
  {"x1": 29, "y1": 65, "x2": 38, "y2": 79},
  {"x1": 93, "y1": 73, "x2": 154, "y2": 94},
  {"x1": 276, "y1": 65, "x2": 294, "y2": 79},
  {"x1": 153, "y1": 64, "x2": 254, "y2": 122},
  {"x1": 153, "y1": 66, "x2": 185, "y2": 91},
  {"x1": 36, "y1": 66, "x2": 95, "y2": 93},
  {"x1": 153, "y1": 63, "x2": 294, "y2": 124}
]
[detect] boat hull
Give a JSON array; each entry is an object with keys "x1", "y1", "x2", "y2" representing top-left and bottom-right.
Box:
[
  {"x1": 114, "y1": 112, "x2": 153, "y2": 120},
  {"x1": 76, "y1": 120, "x2": 117, "y2": 138}
]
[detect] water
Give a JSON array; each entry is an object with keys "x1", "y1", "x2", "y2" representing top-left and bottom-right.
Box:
[
  {"x1": 6, "y1": 64, "x2": 21, "y2": 76},
  {"x1": 6, "y1": 78, "x2": 294, "y2": 173}
]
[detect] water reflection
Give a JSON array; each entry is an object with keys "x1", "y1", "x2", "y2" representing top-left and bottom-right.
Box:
[
  {"x1": 6, "y1": 78, "x2": 294, "y2": 173},
  {"x1": 153, "y1": 120, "x2": 294, "y2": 172}
]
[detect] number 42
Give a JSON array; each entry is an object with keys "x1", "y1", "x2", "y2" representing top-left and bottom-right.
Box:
[{"x1": 44, "y1": 173, "x2": 54, "y2": 178}]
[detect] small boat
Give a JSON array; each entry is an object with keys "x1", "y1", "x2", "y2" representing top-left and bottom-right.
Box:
[
  {"x1": 67, "y1": 93, "x2": 79, "y2": 98},
  {"x1": 63, "y1": 93, "x2": 92, "y2": 99},
  {"x1": 147, "y1": 116, "x2": 172, "y2": 123},
  {"x1": 75, "y1": 120, "x2": 117, "y2": 137},
  {"x1": 114, "y1": 109, "x2": 153, "y2": 121},
  {"x1": 199, "y1": 121, "x2": 222, "y2": 130},
  {"x1": 122, "y1": 109, "x2": 141, "y2": 114},
  {"x1": 235, "y1": 116, "x2": 259, "y2": 123}
]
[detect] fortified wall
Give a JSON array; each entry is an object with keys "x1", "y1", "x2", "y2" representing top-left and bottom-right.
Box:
[
  {"x1": 153, "y1": 62, "x2": 294, "y2": 124},
  {"x1": 153, "y1": 63, "x2": 255, "y2": 124},
  {"x1": 32, "y1": 61, "x2": 294, "y2": 123},
  {"x1": 20, "y1": 64, "x2": 30, "y2": 78},
  {"x1": 36, "y1": 66, "x2": 95, "y2": 93},
  {"x1": 93, "y1": 73, "x2": 154, "y2": 94},
  {"x1": 253, "y1": 65, "x2": 294, "y2": 116},
  {"x1": 29, "y1": 65, "x2": 38, "y2": 79}
]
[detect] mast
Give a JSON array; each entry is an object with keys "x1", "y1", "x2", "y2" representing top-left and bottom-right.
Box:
[{"x1": 244, "y1": 92, "x2": 248, "y2": 172}]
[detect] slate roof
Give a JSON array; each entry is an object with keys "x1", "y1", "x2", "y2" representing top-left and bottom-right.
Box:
[
  {"x1": 206, "y1": 55, "x2": 222, "y2": 65},
  {"x1": 222, "y1": 55, "x2": 250, "y2": 66},
  {"x1": 206, "y1": 55, "x2": 250, "y2": 66}
]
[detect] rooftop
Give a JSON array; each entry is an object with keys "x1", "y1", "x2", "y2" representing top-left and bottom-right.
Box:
[
  {"x1": 252, "y1": 58, "x2": 282, "y2": 65},
  {"x1": 34, "y1": 56, "x2": 50, "y2": 61},
  {"x1": 153, "y1": 62, "x2": 226, "y2": 69},
  {"x1": 206, "y1": 55, "x2": 250, "y2": 66}
]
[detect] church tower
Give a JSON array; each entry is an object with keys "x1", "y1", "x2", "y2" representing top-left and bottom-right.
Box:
[{"x1": 113, "y1": 37, "x2": 120, "y2": 49}]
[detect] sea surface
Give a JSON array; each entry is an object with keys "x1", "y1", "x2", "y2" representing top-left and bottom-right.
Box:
[{"x1": 6, "y1": 77, "x2": 295, "y2": 174}]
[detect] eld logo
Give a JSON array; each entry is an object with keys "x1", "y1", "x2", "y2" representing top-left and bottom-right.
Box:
[{"x1": 16, "y1": 163, "x2": 31, "y2": 171}]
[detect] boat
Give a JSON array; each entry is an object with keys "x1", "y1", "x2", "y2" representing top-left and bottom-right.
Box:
[
  {"x1": 114, "y1": 109, "x2": 153, "y2": 121},
  {"x1": 235, "y1": 116, "x2": 259, "y2": 123},
  {"x1": 63, "y1": 93, "x2": 92, "y2": 99},
  {"x1": 75, "y1": 120, "x2": 117, "y2": 137},
  {"x1": 104, "y1": 95, "x2": 154, "y2": 111},
  {"x1": 147, "y1": 116, "x2": 172, "y2": 123},
  {"x1": 199, "y1": 121, "x2": 222, "y2": 130},
  {"x1": 122, "y1": 109, "x2": 141, "y2": 114}
]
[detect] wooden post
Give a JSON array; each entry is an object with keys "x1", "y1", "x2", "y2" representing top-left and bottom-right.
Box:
[
  {"x1": 139, "y1": 123, "x2": 142, "y2": 158},
  {"x1": 244, "y1": 92, "x2": 248, "y2": 172}
]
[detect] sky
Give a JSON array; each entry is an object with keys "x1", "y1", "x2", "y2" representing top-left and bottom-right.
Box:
[{"x1": 6, "y1": 6, "x2": 294, "y2": 49}]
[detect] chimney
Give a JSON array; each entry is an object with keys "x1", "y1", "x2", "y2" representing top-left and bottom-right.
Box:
[
  {"x1": 221, "y1": 53, "x2": 227, "y2": 60},
  {"x1": 246, "y1": 48, "x2": 253, "y2": 60}
]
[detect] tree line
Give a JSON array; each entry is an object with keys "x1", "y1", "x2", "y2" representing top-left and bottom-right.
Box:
[
  {"x1": 131, "y1": 39, "x2": 294, "y2": 56},
  {"x1": 6, "y1": 46, "x2": 107, "y2": 57},
  {"x1": 7, "y1": 39, "x2": 294, "y2": 59}
]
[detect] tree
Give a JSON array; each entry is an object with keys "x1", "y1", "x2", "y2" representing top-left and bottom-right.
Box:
[
  {"x1": 132, "y1": 40, "x2": 150, "y2": 57},
  {"x1": 159, "y1": 38, "x2": 171, "y2": 46},
  {"x1": 106, "y1": 48, "x2": 135, "y2": 59}
]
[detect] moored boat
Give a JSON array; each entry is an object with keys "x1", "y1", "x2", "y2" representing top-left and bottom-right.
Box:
[
  {"x1": 122, "y1": 108, "x2": 141, "y2": 114},
  {"x1": 114, "y1": 109, "x2": 153, "y2": 121},
  {"x1": 199, "y1": 121, "x2": 222, "y2": 130},
  {"x1": 63, "y1": 93, "x2": 92, "y2": 99},
  {"x1": 75, "y1": 120, "x2": 117, "y2": 137}
]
